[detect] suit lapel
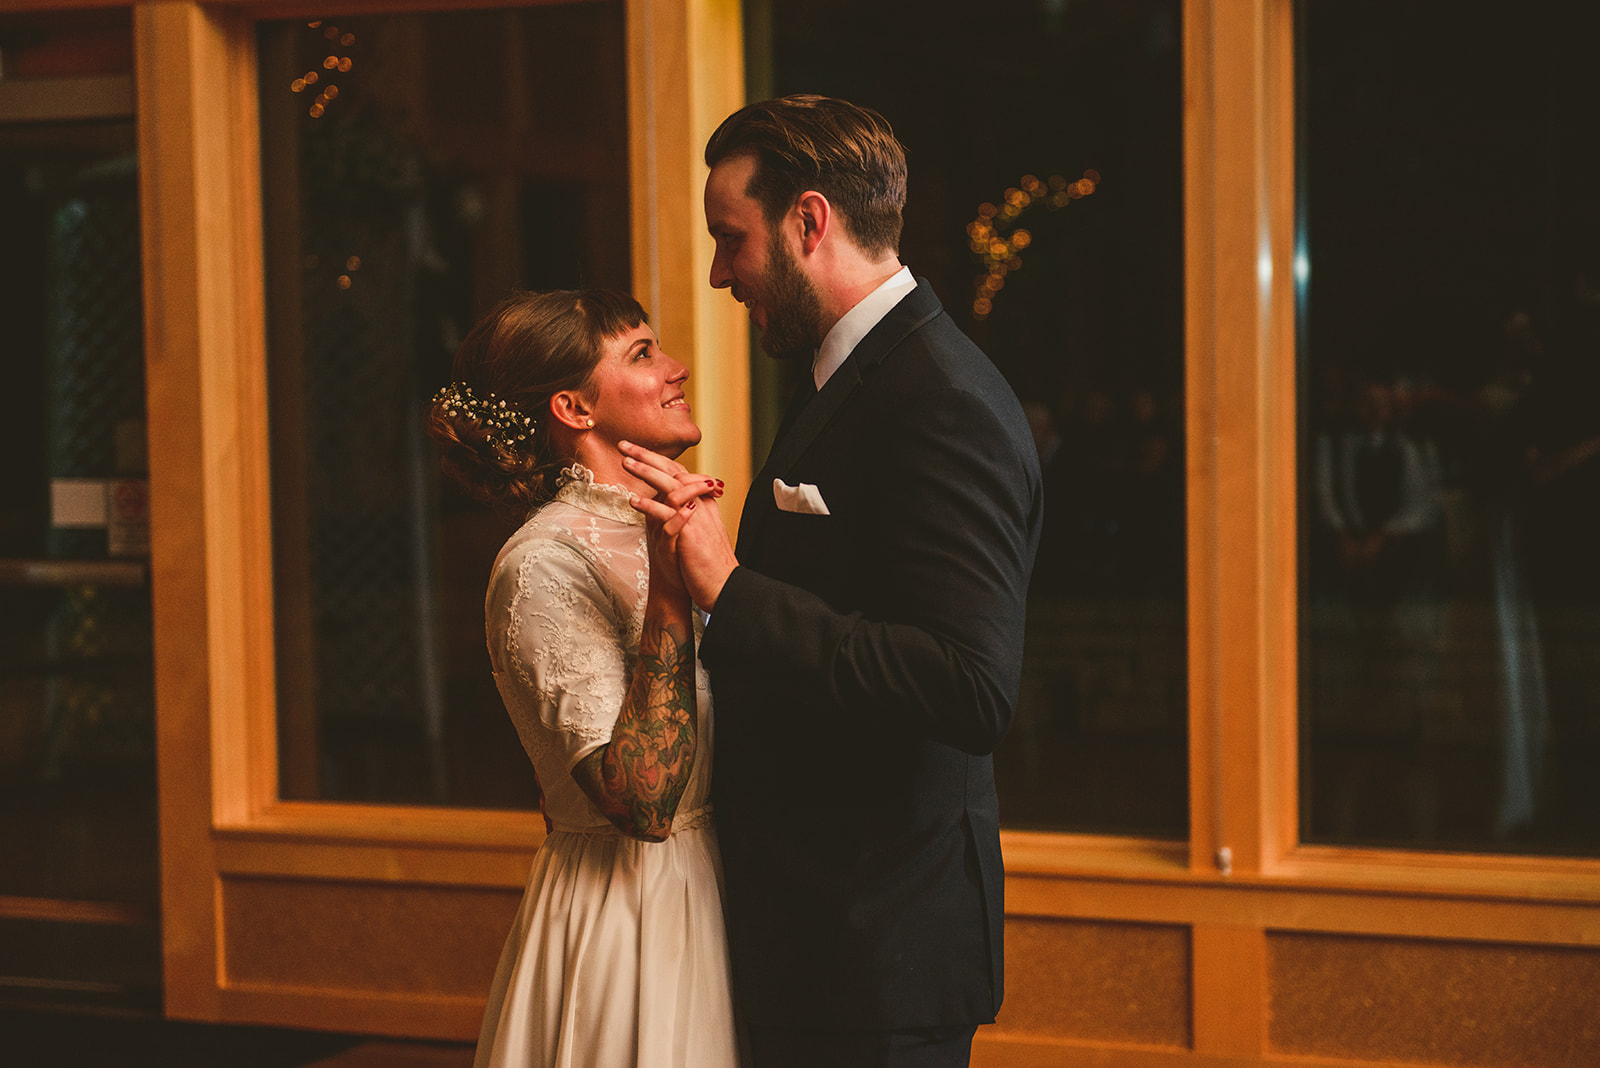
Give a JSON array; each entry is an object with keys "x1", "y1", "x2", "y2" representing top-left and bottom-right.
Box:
[
  {"x1": 738, "y1": 280, "x2": 944, "y2": 551},
  {"x1": 733, "y1": 376, "x2": 815, "y2": 547},
  {"x1": 759, "y1": 280, "x2": 942, "y2": 480}
]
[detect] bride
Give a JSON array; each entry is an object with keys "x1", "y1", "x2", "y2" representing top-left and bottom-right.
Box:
[{"x1": 427, "y1": 289, "x2": 738, "y2": 1068}]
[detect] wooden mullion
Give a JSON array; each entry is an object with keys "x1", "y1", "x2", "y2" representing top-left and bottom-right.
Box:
[
  {"x1": 139, "y1": 0, "x2": 224, "y2": 1021},
  {"x1": 1185, "y1": 0, "x2": 1298, "y2": 882}
]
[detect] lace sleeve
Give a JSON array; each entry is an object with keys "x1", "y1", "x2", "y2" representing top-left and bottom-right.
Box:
[{"x1": 489, "y1": 535, "x2": 631, "y2": 770}]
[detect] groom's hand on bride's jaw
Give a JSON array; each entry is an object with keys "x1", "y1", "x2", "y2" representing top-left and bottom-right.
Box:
[
  {"x1": 618, "y1": 453, "x2": 735, "y2": 609},
  {"x1": 669, "y1": 501, "x2": 736, "y2": 613},
  {"x1": 618, "y1": 440, "x2": 738, "y2": 610}
]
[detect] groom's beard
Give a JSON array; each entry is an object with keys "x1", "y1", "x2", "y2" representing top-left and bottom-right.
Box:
[{"x1": 756, "y1": 228, "x2": 825, "y2": 362}]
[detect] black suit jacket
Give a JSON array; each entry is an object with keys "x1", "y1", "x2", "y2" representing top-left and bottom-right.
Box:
[{"x1": 700, "y1": 279, "x2": 1043, "y2": 1030}]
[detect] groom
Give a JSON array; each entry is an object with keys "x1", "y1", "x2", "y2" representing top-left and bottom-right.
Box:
[{"x1": 627, "y1": 95, "x2": 1041, "y2": 1067}]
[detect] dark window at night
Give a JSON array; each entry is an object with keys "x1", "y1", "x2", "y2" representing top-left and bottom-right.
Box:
[
  {"x1": 757, "y1": 0, "x2": 1187, "y2": 835},
  {"x1": 1298, "y1": 0, "x2": 1600, "y2": 854},
  {"x1": 258, "y1": 5, "x2": 629, "y2": 807}
]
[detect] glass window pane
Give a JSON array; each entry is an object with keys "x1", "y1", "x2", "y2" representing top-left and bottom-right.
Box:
[
  {"x1": 0, "y1": 7, "x2": 159, "y2": 1003},
  {"x1": 757, "y1": 0, "x2": 1187, "y2": 835},
  {"x1": 259, "y1": 5, "x2": 629, "y2": 806},
  {"x1": 1298, "y1": 0, "x2": 1600, "y2": 853}
]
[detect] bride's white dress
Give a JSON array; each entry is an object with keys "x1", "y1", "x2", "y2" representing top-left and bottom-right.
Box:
[{"x1": 473, "y1": 475, "x2": 740, "y2": 1068}]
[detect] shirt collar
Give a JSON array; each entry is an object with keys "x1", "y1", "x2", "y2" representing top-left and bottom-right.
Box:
[{"x1": 812, "y1": 266, "x2": 916, "y2": 391}]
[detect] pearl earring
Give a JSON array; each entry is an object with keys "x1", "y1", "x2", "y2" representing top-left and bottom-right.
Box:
[{"x1": 585, "y1": 418, "x2": 595, "y2": 428}]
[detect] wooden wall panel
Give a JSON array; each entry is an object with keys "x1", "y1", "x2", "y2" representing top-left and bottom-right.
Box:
[
  {"x1": 993, "y1": 918, "x2": 1192, "y2": 1049},
  {"x1": 221, "y1": 876, "x2": 519, "y2": 998},
  {"x1": 1268, "y1": 932, "x2": 1600, "y2": 1067}
]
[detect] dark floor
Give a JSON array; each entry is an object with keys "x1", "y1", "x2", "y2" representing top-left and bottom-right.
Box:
[{"x1": 0, "y1": 1004, "x2": 474, "y2": 1068}]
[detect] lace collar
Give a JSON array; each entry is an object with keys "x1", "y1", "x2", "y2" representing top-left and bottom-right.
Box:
[{"x1": 552, "y1": 464, "x2": 644, "y2": 527}]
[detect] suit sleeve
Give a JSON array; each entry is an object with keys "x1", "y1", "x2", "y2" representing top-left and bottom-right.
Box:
[{"x1": 702, "y1": 385, "x2": 1040, "y2": 755}]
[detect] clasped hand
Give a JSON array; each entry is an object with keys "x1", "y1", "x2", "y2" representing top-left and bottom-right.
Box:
[{"x1": 622, "y1": 441, "x2": 739, "y2": 612}]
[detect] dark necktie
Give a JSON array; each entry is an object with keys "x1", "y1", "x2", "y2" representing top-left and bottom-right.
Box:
[{"x1": 771, "y1": 372, "x2": 818, "y2": 449}]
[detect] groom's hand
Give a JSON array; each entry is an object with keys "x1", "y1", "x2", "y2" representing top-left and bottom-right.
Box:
[{"x1": 620, "y1": 441, "x2": 739, "y2": 612}]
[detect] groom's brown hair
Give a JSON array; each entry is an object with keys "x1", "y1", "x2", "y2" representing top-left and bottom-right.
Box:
[{"x1": 705, "y1": 94, "x2": 907, "y2": 259}]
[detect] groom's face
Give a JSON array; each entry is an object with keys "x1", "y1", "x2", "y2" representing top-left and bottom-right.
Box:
[
  {"x1": 706, "y1": 154, "x2": 824, "y2": 360},
  {"x1": 753, "y1": 224, "x2": 825, "y2": 360}
]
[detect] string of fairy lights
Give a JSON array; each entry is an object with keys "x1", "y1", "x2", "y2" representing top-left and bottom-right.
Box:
[
  {"x1": 290, "y1": 21, "x2": 363, "y2": 292},
  {"x1": 968, "y1": 169, "x2": 1099, "y2": 320},
  {"x1": 283, "y1": 25, "x2": 1094, "y2": 312},
  {"x1": 289, "y1": 21, "x2": 356, "y2": 119}
]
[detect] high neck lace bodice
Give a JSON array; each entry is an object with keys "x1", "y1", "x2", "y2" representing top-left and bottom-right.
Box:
[
  {"x1": 486, "y1": 460, "x2": 713, "y2": 838},
  {"x1": 551, "y1": 466, "x2": 644, "y2": 527}
]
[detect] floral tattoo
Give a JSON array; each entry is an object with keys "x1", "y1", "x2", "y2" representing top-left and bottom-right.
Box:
[{"x1": 574, "y1": 618, "x2": 697, "y2": 841}]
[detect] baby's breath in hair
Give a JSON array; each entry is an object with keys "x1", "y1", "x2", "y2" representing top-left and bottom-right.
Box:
[{"x1": 433, "y1": 381, "x2": 535, "y2": 450}]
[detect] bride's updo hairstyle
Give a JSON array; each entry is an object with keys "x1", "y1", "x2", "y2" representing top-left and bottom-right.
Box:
[{"x1": 427, "y1": 289, "x2": 647, "y2": 513}]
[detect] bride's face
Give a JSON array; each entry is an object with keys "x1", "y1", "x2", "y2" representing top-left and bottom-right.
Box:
[{"x1": 585, "y1": 322, "x2": 702, "y2": 458}]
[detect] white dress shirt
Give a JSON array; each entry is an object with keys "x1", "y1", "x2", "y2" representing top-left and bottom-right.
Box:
[{"x1": 812, "y1": 266, "x2": 916, "y2": 390}]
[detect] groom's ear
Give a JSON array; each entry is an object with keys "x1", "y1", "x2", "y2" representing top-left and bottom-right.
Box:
[
  {"x1": 549, "y1": 389, "x2": 595, "y2": 431},
  {"x1": 795, "y1": 190, "x2": 830, "y2": 255}
]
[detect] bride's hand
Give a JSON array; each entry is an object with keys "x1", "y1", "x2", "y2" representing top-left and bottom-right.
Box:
[
  {"x1": 641, "y1": 496, "x2": 715, "y2": 601},
  {"x1": 625, "y1": 444, "x2": 722, "y2": 600},
  {"x1": 621, "y1": 441, "x2": 739, "y2": 612},
  {"x1": 621, "y1": 440, "x2": 724, "y2": 535}
]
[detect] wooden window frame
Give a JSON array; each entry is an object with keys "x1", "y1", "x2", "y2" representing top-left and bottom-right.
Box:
[
  {"x1": 985, "y1": 2, "x2": 1600, "y2": 1062},
  {"x1": 1005, "y1": 0, "x2": 1600, "y2": 893},
  {"x1": 133, "y1": 0, "x2": 746, "y2": 1032}
]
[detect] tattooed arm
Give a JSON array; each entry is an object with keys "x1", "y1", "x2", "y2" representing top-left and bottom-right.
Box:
[{"x1": 569, "y1": 562, "x2": 698, "y2": 843}]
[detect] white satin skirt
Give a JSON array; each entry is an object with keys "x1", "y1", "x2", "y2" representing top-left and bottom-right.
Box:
[{"x1": 473, "y1": 817, "x2": 741, "y2": 1068}]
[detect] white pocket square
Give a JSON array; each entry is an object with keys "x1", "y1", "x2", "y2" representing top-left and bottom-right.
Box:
[{"x1": 773, "y1": 478, "x2": 831, "y2": 515}]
